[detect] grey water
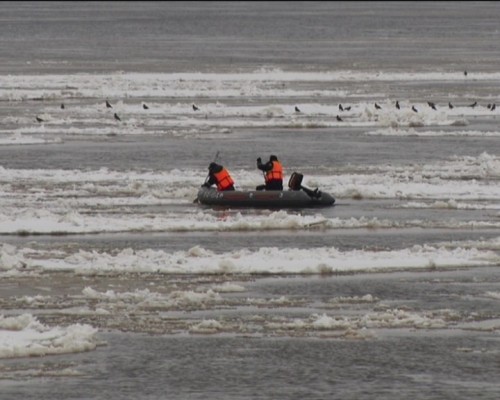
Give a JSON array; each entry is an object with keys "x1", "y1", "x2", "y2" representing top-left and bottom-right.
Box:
[
  {"x1": 1, "y1": 1, "x2": 500, "y2": 74},
  {"x1": 4, "y1": 331, "x2": 500, "y2": 400},
  {"x1": 0, "y1": 128, "x2": 498, "y2": 171},
  {"x1": 2, "y1": 267, "x2": 500, "y2": 400},
  {"x1": 1, "y1": 2, "x2": 500, "y2": 399}
]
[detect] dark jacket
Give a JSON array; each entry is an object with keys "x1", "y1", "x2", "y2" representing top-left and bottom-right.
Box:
[{"x1": 257, "y1": 158, "x2": 283, "y2": 190}]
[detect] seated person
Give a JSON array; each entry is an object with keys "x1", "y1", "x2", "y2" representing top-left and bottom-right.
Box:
[
  {"x1": 202, "y1": 162, "x2": 235, "y2": 191},
  {"x1": 256, "y1": 155, "x2": 283, "y2": 191}
]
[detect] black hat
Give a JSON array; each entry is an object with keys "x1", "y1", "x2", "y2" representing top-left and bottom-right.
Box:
[{"x1": 270, "y1": 155, "x2": 278, "y2": 161}]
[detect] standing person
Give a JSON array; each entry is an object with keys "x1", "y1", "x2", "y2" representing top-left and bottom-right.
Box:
[
  {"x1": 202, "y1": 162, "x2": 235, "y2": 191},
  {"x1": 256, "y1": 155, "x2": 283, "y2": 191}
]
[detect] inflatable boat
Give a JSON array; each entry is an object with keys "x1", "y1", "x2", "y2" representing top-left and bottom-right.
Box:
[{"x1": 196, "y1": 172, "x2": 335, "y2": 208}]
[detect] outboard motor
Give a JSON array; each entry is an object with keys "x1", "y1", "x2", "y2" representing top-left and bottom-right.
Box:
[
  {"x1": 288, "y1": 172, "x2": 303, "y2": 191},
  {"x1": 289, "y1": 171, "x2": 323, "y2": 199}
]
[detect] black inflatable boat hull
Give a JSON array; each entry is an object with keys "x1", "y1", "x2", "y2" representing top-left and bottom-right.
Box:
[{"x1": 196, "y1": 187, "x2": 335, "y2": 208}]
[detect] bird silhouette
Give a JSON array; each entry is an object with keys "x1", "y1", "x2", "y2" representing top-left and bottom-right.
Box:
[
  {"x1": 491, "y1": 104, "x2": 496, "y2": 111},
  {"x1": 448, "y1": 102, "x2": 454, "y2": 109},
  {"x1": 344, "y1": 106, "x2": 351, "y2": 111},
  {"x1": 106, "y1": 100, "x2": 113, "y2": 108},
  {"x1": 412, "y1": 106, "x2": 418, "y2": 113},
  {"x1": 336, "y1": 115, "x2": 343, "y2": 122},
  {"x1": 339, "y1": 104, "x2": 344, "y2": 111},
  {"x1": 487, "y1": 104, "x2": 491, "y2": 109},
  {"x1": 192, "y1": 104, "x2": 199, "y2": 111},
  {"x1": 427, "y1": 101, "x2": 437, "y2": 110},
  {"x1": 375, "y1": 103, "x2": 382, "y2": 110},
  {"x1": 396, "y1": 101, "x2": 400, "y2": 110},
  {"x1": 143, "y1": 104, "x2": 149, "y2": 110},
  {"x1": 61, "y1": 103, "x2": 65, "y2": 109},
  {"x1": 469, "y1": 101, "x2": 477, "y2": 108},
  {"x1": 295, "y1": 106, "x2": 301, "y2": 113},
  {"x1": 114, "y1": 113, "x2": 121, "y2": 121},
  {"x1": 464, "y1": 70, "x2": 468, "y2": 76},
  {"x1": 36, "y1": 116, "x2": 44, "y2": 123}
]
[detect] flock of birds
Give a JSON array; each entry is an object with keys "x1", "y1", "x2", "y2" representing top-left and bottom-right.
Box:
[
  {"x1": 295, "y1": 99, "x2": 496, "y2": 122},
  {"x1": 34, "y1": 98, "x2": 497, "y2": 124},
  {"x1": 35, "y1": 99, "x2": 150, "y2": 123},
  {"x1": 33, "y1": 70, "x2": 495, "y2": 124},
  {"x1": 34, "y1": 100, "x2": 205, "y2": 123}
]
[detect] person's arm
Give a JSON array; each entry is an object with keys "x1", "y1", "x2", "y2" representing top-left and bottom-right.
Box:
[
  {"x1": 257, "y1": 158, "x2": 272, "y2": 172},
  {"x1": 203, "y1": 174, "x2": 217, "y2": 187}
]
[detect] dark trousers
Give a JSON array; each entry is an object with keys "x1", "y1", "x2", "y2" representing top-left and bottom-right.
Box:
[{"x1": 256, "y1": 180, "x2": 283, "y2": 191}]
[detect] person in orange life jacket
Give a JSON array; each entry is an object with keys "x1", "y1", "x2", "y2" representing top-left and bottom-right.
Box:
[
  {"x1": 202, "y1": 162, "x2": 235, "y2": 191},
  {"x1": 256, "y1": 155, "x2": 283, "y2": 191}
]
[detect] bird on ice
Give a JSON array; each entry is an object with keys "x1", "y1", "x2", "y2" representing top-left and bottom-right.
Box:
[
  {"x1": 192, "y1": 104, "x2": 200, "y2": 111},
  {"x1": 412, "y1": 106, "x2": 418, "y2": 113},
  {"x1": 114, "y1": 113, "x2": 121, "y2": 121},
  {"x1": 427, "y1": 101, "x2": 437, "y2": 110},
  {"x1": 336, "y1": 115, "x2": 343, "y2": 122},
  {"x1": 36, "y1": 116, "x2": 44, "y2": 123},
  {"x1": 295, "y1": 106, "x2": 301, "y2": 113},
  {"x1": 143, "y1": 103, "x2": 149, "y2": 110},
  {"x1": 106, "y1": 100, "x2": 113, "y2": 108}
]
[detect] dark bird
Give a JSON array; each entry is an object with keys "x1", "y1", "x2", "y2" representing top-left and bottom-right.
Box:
[
  {"x1": 487, "y1": 104, "x2": 491, "y2": 109},
  {"x1": 469, "y1": 101, "x2": 477, "y2": 108},
  {"x1": 412, "y1": 106, "x2": 418, "y2": 113},
  {"x1": 336, "y1": 115, "x2": 343, "y2": 122},
  {"x1": 114, "y1": 113, "x2": 121, "y2": 121},
  {"x1": 192, "y1": 104, "x2": 199, "y2": 111},
  {"x1": 344, "y1": 106, "x2": 351, "y2": 111},
  {"x1": 339, "y1": 104, "x2": 344, "y2": 111},
  {"x1": 427, "y1": 101, "x2": 437, "y2": 111},
  {"x1": 61, "y1": 103, "x2": 65, "y2": 109},
  {"x1": 396, "y1": 101, "x2": 400, "y2": 110},
  {"x1": 36, "y1": 116, "x2": 44, "y2": 123},
  {"x1": 143, "y1": 103, "x2": 149, "y2": 110},
  {"x1": 375, "y1": 103, "x2": 382, "y2": 110},
  {"x1": 491, "y1": 104, "x2": 496, "y2": 111},
  {"x1": 448, "y1": 102, "x2": 454, "y2": 109},
  {"x1": 106, "y1": 100, "x2": 113, "y2": 108},
  {"x1": 295, "y1": 106, "x2": 301, "y2": 113},
  {"x1": 464, "y1": 70, "x2": 468, "y2": 76}
]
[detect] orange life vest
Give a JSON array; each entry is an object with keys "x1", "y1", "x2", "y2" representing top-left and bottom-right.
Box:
[
  {"x1": 265, "y1": 161, "x2": 283, "y2": 183},
  {"x1": 214, "y1": 168, "x2": 235, "y2": 191}
]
